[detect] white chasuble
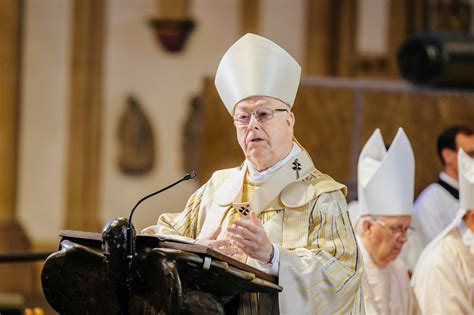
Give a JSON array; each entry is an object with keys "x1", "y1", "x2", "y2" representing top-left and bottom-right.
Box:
[
  {"x1": 143, "y1": 149, "x2": 364, "y2": 314},
  {"x1": 413, "y1": 227, "x2": 474, "y2": 314},
  {"x1": 359, "y1": 241, "x2": 418, "y2": 315}
]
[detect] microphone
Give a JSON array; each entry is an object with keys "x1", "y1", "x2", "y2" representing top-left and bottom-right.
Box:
[{"x1": 126, "y1": 171, "x2": 197, "y2": 267}]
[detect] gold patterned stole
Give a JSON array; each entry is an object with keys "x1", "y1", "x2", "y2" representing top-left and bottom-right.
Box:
[
  {"x1": 219, "y1": 174, "x2": 282, "y2": 260},
  {"x1": 210, "y1": 146, "x2": 346, "y2": 314},
  {"x1": 219, "y1": 174, "x2": 280, "y2": 315},
  {"x1": 215, "y1": 149, "x2": 316, "y2": 222}
]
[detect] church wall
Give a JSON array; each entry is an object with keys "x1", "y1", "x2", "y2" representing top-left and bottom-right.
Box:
[
  {"x1": 260, "y1": 0, "x2": 306, "y2": 69},
  {"x1": 18, "y1": 0, "x2": 71, "y2": 245}
]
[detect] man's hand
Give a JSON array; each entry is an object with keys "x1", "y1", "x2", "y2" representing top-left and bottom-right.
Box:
[
  {"x1": 227, "y1": 211, "x2": 274, "y2": 264},
  {"x1": 195, "y1": 226, "x2": 242, "y2": 257}
]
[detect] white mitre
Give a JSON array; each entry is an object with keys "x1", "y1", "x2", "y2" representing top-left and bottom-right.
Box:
[
  {"x1": 215, "y1": 33, "x2": 301, "y2": 114},
  {"x1": 459, "y1": 148, "x2": 474, "y2": 212},
  {"x1": 357, "y1": 128, "x2": 415, "y2": 220}
]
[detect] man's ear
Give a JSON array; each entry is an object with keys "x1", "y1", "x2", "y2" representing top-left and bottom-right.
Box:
[
  {"x1": 441, "y1": 147, "x2": 456, "y2": 165},
  {"x1": 362, "y1": 219, "x2": 372, "y2": 235},
  {"x1": 287, "y1": 111, "x2": 295, "y2": 128}
]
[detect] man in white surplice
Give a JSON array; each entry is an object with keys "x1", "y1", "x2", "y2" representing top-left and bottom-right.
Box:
[
  {"x1": 353, "y1": 128, "x2": 418, "y2": 315},
  {"x1": 412, "y1": 148, "x2": 474, "y2": 314}
]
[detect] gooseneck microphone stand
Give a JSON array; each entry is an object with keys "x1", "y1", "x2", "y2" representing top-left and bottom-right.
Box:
[{"x1": 125, "y1": 171, "x2": 197, "y2": 294}]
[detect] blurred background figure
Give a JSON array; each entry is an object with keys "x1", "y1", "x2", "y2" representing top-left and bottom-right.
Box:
[
  {"x1": 412, "y1": 148, "x2": 474, "y2": 314},
  {"x1": 402, "y1": 125, "x2": 474, "y2": 271}
]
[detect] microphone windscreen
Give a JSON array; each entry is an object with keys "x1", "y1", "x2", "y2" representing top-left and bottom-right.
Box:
[{"x1": 185, "y1": 171, "x2": 197, "y2": 180}]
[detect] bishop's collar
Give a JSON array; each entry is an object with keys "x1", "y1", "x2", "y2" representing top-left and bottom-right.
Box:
[{"x1": 246, "y1": 142, "x2": 301, "y2": 183}]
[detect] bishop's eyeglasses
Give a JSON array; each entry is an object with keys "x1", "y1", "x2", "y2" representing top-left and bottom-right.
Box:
[
  {"x1": 233, "y1": 108, "x2": 288, "y2": 125},
  {"x1": 370, "y1": 216, "x2": 415, "y2": 237}
]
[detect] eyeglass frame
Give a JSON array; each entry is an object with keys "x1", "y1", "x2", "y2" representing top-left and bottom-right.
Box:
[
  {"x1": 368, "y1": 216, "x2": 415, "y2": 237},
  {"x1": 233, "y1": 107, "x2": 289, "y2": 126}
]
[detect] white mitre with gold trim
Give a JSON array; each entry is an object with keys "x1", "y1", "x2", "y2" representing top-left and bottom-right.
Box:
[
  {"x1": 459, "y1": 148, "x2": 474, "y2": 212},
  {"x1": 215, "y1": 33, "x2": 301, "y2": 114},
  {"x1": 357, "y1": 128, "x2": 415, "y2": 219}
]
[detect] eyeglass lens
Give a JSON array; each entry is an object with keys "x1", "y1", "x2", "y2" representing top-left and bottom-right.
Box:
[{"x1": 234, "y1": 108, "x2": 286, "y2": 125}]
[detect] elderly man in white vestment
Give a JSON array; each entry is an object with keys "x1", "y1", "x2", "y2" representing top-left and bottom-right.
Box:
[
  {"x1": 143, "y1": 33, "x2": 364, "y2": 314},
  {"x1": 412, "y1": 148, "x2": 474, "y2": 314},
  {"x1": 353, "y1": 128, "x2": 418, "y2": 315}
]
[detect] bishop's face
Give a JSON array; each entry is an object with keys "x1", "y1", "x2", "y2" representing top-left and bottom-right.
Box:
[
  {"x1": 363, "y1": 215, "x2": 412, "y2": 267},
  {"x1": 233, "y1": 96, "x2": 295, "y2": 172}
]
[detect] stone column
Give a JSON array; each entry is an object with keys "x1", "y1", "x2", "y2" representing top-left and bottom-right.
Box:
[
  {"x1": 0, "y1": 0, "x2": 34, "y2": 294},
  {"x1": 64, "y1": 0, "x2": 105, "y2": 232},
  {"x1": 158, "y1": 0, "x2": 188, "y2": 18},
  {"x1": 240, "y1": 0, "x2": 260, "y2": 36}
]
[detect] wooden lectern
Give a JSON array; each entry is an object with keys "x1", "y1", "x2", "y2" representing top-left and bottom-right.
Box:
[{"x1": 41, "y1": 218, "x2": 281, "y2": 314}]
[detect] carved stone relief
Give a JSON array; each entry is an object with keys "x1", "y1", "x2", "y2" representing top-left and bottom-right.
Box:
[
  {"x1": 182, "y1": 95, "x2": 203, "y2": 175},
  {"x1": 118, "y1": 95, "x2": 156, "y2": 175}
]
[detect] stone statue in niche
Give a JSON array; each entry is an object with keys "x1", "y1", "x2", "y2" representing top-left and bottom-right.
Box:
[
  {"x1": 118, "y1": 95, "x2": 156, "y2": 175},
  {"x1": 182, "y1": 95, "x2": 203, "y2": 175}
]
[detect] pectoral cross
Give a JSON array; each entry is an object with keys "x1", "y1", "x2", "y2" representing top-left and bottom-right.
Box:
[
  {"x1": 292, "y1": 159, "x2": 302, "y2": 179},
  {"x1": 238, "y1": 205, "x2": 250, "y2": 216}
]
